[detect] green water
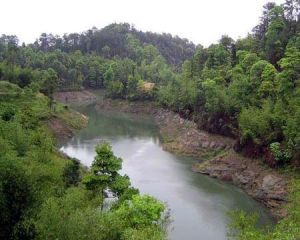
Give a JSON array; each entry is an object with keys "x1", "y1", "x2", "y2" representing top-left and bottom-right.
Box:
[{"x1": 61, "y1": 104, "x2": 273, "y2": 240}]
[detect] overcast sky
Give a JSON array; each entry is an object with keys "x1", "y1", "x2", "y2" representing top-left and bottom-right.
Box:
[{"x1": 0, "y1": 0, "x2": 285, "y2": 46}]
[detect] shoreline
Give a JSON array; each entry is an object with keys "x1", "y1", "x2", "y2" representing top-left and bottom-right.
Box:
[
  {"x1": 54, "y1": 90, "x2": 289, "y2": 219},
  {"x1": 158, "y1": 111, "x2": 288, "y2": 219}
]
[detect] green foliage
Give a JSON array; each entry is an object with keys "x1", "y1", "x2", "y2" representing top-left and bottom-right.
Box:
[
  {"x1": 41, "y1": 68, "x2": 59, "y2": 109},
  {"x1": 0, "y1": 89, "x2": 74, "y2": 238},
  {"x1": 0, "y1": 83, "x2": 167, "y2": 239},
  {"x1": 1, "y1": 2, "x2": 300, "y2": 238},
  {"x1": 269, "y1": 142, "x2": 292, "y2": 164},
  {"x1": 35, "y1": 189, "x2": 166, "y2": 240},
  {"x1": 0, "y1": 80, "x2": 22, "y2": 99},
  {"x1": 284, "y1": 101, "x2": 300, "y2": 152},
  {"x1": 240, "y1": 52, "x2": 260, "y2": 73},
  {"x1": 229, "y1": 177, "x2": 300, "y2": 240},
  {"x1": 35, "y1": 188, "x2": 97, "y2": 240},
  {"x1": 116, "y1": 194, "x2": 166, "y2": 227},
  {"x1": 158, "y1": 76, "x2": 198, "y2": 112},
  {"x1": 238, "y1": 101, "x2": 285, "y2": 144},
  {"x1": 265, "y1": 6, "x2": 287, "y2": 65},
  {"x1": 228, "y1": 211, "x2": 263, "y2": 240},
  {"x1": 0, "y1": 103, "x2": 16, "y2": 121},
  {"x1": 121, "y1": 226, "x2": 166, "y2": 240},
  {"x1": 202, "y1": 79, "x2": 228, "y2": 115},
  {"x1": 62, "y1": 158, "x2": 81, "y2": 187},
  {"x1": 278, "y1": 34, "x2": 300, "y2": 94},
  {"x1": 0, "y1": 156, "x2": 33, "y2": 239},
  {"x1": 205, "y1": 44, "x2": 231, "y2": 69},
  {"x1": 82, "y1": 141, "x2": 132, "y2": 210},
  {"x1": 106, "y1": 80, "x2": 124, "y2": 99}
]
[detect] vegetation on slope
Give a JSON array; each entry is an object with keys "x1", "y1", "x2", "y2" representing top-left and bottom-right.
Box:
[
  {"x1": 0, "y1": 0, "x2": 300, "y2": 239},
  {"x1": 0, "y1": 1, "x2": 299, "y2": 167},
  {"x1": 228, "y1": 176, "x2": 300, "y2": 240},
  {"x1": 0, "y1": 82, "x2": 167, "y2": 240}
]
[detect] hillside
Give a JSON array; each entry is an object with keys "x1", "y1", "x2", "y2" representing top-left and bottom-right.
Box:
[
  {"x1": 31, "y1": 23, "x2": 196, "y2": 68},
  {"x1": 0, "y1": 0, "x2": 300, "y2": 239}
]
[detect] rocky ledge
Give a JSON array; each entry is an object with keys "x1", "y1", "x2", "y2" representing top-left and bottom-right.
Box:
[
  {"x1": 153, "y1": 109, "x2": 235, "y2": 159},
  {"x1": 153, "y1": 109, "x2": 288, "y2": 218},
  {"x1": 94, "y1": 97, "x2": 289, "y2": 219},
  {"x1": 193, "y1": 150, "x2": 288, "y2": 218}
]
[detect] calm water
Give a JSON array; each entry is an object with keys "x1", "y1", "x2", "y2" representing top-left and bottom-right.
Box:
[{"x1": 61, "y1": 105, "x2": 272, "y2": 240}]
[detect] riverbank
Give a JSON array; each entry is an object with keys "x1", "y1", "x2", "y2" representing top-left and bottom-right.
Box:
[
  {"x1": 47, "y1": 104, "x2": 89, "y2": 140},
  {"x1": 95, "y1": 97, "x2": 289, "y2": 218},
  {"x1": 54, "y1": 90, "x2": 97, "y2": 105},
  {"x1": 159, "y1": 110, "x2": 289, "y2": 218},
  {"x1": 54, "y1": 90, "x2": 289, "y2": 219},
  {"x1": 194, "y1": 151, "x2": 288, "y2": 218}
]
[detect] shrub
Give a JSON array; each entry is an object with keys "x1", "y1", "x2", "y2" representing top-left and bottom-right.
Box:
[
  {"x1": 63, "y1": 158, "x2": 81, "y2": 187},
  {"x1": 269, "y1": 142, "x2": 292, "y2": 164}
]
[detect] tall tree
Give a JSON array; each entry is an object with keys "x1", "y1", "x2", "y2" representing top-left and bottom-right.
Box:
[
  {"x1": 253, "y1": 2, "x2": 276, "y2": 43},
  {"x1": 265, "y1": 6, "x2": 288, "y2": 66},
  {"x1": 284, "y1": 0, "x2": 300, "y2": 34},
  {"x1": 42, "y1": 68, "x2": 59, "y2": 109},
  {"x1": 82, "y1": 142, "x2": 130, "y2": 209}
]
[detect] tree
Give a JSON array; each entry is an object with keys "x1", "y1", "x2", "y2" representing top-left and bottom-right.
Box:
[
  {"x1": 205, "y1": 44, "x2": 231, "y2": 69},
  {"x1": 278, "y1": 34, "x2": 300, "y2": 94},
  {"x1": 284, "y1": 0, "x2": 300, "y2": 34},
  {"x1": 18, "y1": 68, "x2": 33, "y2": 88},
  {"x1": 82, "y1": 142, "x2": 130, "y2": 209},
  {"x1": 191, "y1": 45, "x2": 208, "y2": 77},
  {"x1": 42, "y1": 68, "x2": 59, "y2": 109},
  {"x1": 259, "y1": 63, "x2": 278, "y2": 98},
  {"x1": 0, "y1": 157, "x2": 33, "y2": 239},
  {"x1": 253, "y1": 2, "x2": 276, "y2": 43},
  {"x1": 101, "y1": 45, "x2": 111, "y2": 58},
  {"x1": 265, "y1": 6, "x2": 288, "y2": 66},
  {"x1": 127, "y1": 74, "x2": 139, "y2": 100},
  {"x1": 63, "y1": 158, "x2": 81, "y2": 187}
]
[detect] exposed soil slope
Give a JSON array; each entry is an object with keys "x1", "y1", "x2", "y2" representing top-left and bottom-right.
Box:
[{"x1": 54, "y1": 90, "x2": 97, "y2": 105}]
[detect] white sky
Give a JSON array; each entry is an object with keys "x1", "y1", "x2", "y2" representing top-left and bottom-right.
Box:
[{"x1": 0, "y1": 0, "x2": 285, "y2": 46}]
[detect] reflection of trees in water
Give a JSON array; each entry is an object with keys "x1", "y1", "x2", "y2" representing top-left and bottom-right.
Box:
[{"x1": 76, "y1": 106, "x2": 160, "y2": 141}]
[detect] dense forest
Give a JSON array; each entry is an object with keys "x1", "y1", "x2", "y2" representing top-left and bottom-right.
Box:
[
  {"x1": 0, "y1": 0, "x2": 300, "y2": 239},
  {"x1": 1, "y1": 1, "x2": 299, "y2": 166}
]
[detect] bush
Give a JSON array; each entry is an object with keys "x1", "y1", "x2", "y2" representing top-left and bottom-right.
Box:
[
  {"x1": 0, "y1": 104, "x2": 16, "y2": 121},
  {"x1": 0, "y1": 157, "x2": 33, "y2": 239},
  {"x1": 269, "y1": 142, "x2": 292, "y2": 164},
  {"x1": 106, "y1": 81, "x2": 124, "y2": 99},
  {"x1": 62, "y1": 158, "x2": 81, "y2": 187}
]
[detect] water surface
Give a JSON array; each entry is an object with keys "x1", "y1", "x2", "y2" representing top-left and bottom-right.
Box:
[{"x1": 61, "y1": 105, "x2": 272, "y2": 240}]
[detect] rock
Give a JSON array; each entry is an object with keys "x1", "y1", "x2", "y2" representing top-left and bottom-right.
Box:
[
  {"x1": 209, "y1": 141, "x2": 217, "y2": 148},
  {"x1": 268, "y1": 192, "x2": 287, "y2": 201},
  {"x1": 201, "y1": 141, "x2": 210, "y2": 148},
  {"x1": 261, "y1": 175, "x2": 282, "y2": 191},
  {"x1": 233, "y1": 171, "x2": 255, "y2": 186},
  {"x1": 220, "y1": 174, "x2": 233, "y2": 182},
  {"x1": 195, "y1": 150, "x2": 289, "y2": 219},
  {"x1": 93, "y1": 98, "x2": 290, "y2": 219}
]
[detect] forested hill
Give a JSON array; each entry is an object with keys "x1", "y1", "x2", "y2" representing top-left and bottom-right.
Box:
[
  {"x1": 32, "y1": 23, "x2": 196, "y2": 68},
  {"x1": 0, "y1": 0, "x2": 300, "y2": 169},
  {"x1": 1, "y1": 1, "x2": 300, "y2": 239}
]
